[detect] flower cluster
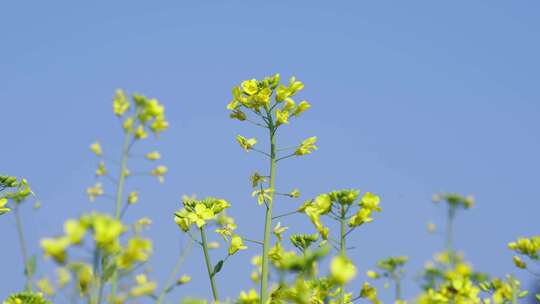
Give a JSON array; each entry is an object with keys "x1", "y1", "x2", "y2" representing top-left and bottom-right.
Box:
[
  {"x1": 227, "y1": 74, "x2": 310, "y2": 124},
  {"x1": 174, "y1": 196, "x2": 231, "y2": 231},
  {"x1": 508, "y1": 236, "x2": 540, "y2": 260},
  {"x1": 41, "y1": 213, "x2": 125, "y2": 263},
  {"x1": 3, "y1": 292, "x2": 51, "y2": 304},
  {"x1": 113, "y1": 89, "x2": 168, "y2": 137},
  {"x1": 299, "y1": 190, "x2": 381, "y2": 240},
  {"x1": 0, "y1": 176, "x2": 35, "y2": 214},
  {"x1": 432, "y1": 192, "x2": 474, "y2": 209},
  {"x1": 39, "y1": 212, "x2": 156, "y2": 299}
]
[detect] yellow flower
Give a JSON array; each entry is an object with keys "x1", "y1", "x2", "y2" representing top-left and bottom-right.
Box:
[
  {"x1": 93, "y1": 215, "x2": 125, "y2": 253},
  {"x1": 72, "y1": 262, "x2": 94, "y2": 295},
  {"x1": 349, "y1": 208, "x2": 373, "y2": 227},
  {"x1": 276, "y1": 85, "x2": 291, "y2": 102},
  {"x1": 187, "y1": 204, "x2": 215, "y2": 228},
  {"x1": 295, "y1": 136, "x2": 317, "y2": 156},
  {"x1": 289, "y1": 188, "x2": 300, "y2": 198},
  {"x1": 427, "y1": 222, "x2": 436, "y2": 233},
  {"x1": 366, "y1": 270, "x2": 380, "y2": 279},
  {"x1": 56, "y1": 267, "x2": 71, "y2": 288},
  {"x1": 289, "y1": 76, "x2": 304, "y2": 94},
  {"x1": 177, "y1": 275, "x2": 191, "y2": 285},
  {"x1": 241, "y1": 79, "x2": 259, "y2": 95},
  {"x1": 229, "y1": 234, "x2": 248, "y2": 255},
  {"x1": 90, "y1": 141, "x2": 102, "y2": 156},
  {"x1": 95, "y1": 161, "x2": 106, "y2": 176},
  {"x1": 208, "y1": 241, "x2": 220, "y2": 249},
  {"x1": 123, "y1": 116, "x2": 135, "y2": 133},
  {"x1": 129, "y1": 274, "x2": 157, "y2": 297},
  {"x1": 150, "y1": 115, "x2": 169, "y2": 135},
  {"x1": 215, "y1": 222, "x2": 237, "y2": 241},
  {"x1": 137, "y1": 217, "x2": 152, "y2": 226},
  {"x1": 236, "y1": 135, "x2": 257, "y2": 152},
  {"x1": 113, "y1": 89, "x2": 130, "y2": 116},
  {"x1": 512, "y1": 255, "x2": 526, "y2": 269},
  {"x1": 273, "y1": 222, "x2": 288, "y2": 241},
  {"x1": 145, "y1": 151, "x2": 161, "y2": 161},
  {"x1": 0, "y1": 197, "x2": 11, "y2": 215},
  {"x1": 151, "y1": 165, "x2": 168, "y2": 183},
  {"x1": 464, "y1": 195, "x2": 475, "y2": 208},
  {"x1": 145, "y1": 99, "x2": 165, "y2": 117},
  {"x1": 330, "y1": 256, "x2": 357, "y2": 284},
  {"x1": 360, "y1": 192, "x2": 381, "y2": 211},
  {"x1": 250, "y1": 172, "x2": 266, "y2": 188},
  {"x1": 116, "y1": 237, "x2": 153, "y2": 269},
  {"x1": 41, "y1": 237, "x2": 70, "y2": 263},
  {"x1": 253, "y1": 87, "x2": 272, "y2": 107},
  {"x1": 230, "y1": 109, "x2": 247, "y2": 121},
  {"x1": 292, "y1": 100, "x2": 311, "y2": 116},
  {"x1": 135, "y1": 125, "x2": 148, "y2": 140},
  {"x1": 37, "y1": 277, "x2": 55, "y2": 296},
  {"x1": 238, "y1": 289, "x2": 259, "y2": 304},
  {"x1": 252, "y1": 188, "x2": 273, "y2": 205},
  {"x1": 174, "y1": 209, "x2": 193, "y2": 232},
  {"x1": 276, "y1": 109, "x2": 289, "y2": 125},
  {"x1": 64, "y1": 219, "x2": 86, "y2": 244},
  {"x1": 86, "y1": 182, "x2": 104, "y2": 202},
  {"x1": 508, "y1": 236, "x2": 540, "y2": 259},
  {"x1": 283, "y1": 99, "x2": 295, "y2": 112},
  {"x1": 128, "y1": 191, "x2": 139, "y2": 204},
  {"x1": 360, "y1": 282, "x2": 381, "y2": 304},
  {"x1": 300, "y1": 194, "x2": 332, "y2": 239}
]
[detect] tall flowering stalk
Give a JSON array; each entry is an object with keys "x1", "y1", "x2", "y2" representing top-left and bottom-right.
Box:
[
  {"x1": 39, "y1": 90, "x2": 173, "y2": 303},
  {"x1": 366, "y1": 256, "x2": 408, "y2": 302},
  {"x1": 300, "y1": 190, "x2": 382, "y2": 304},
  {"x1": 227, "y1": 74, "x2": 313, "y2": 303},
  {"x1": 94, "y1": 90, "x2": 169, "y2": 300},
  {"x1": 174, "y1": 196, "x2": 248, "y2": 302}
]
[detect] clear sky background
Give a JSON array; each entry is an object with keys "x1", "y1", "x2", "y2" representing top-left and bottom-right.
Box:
[{"x1": 1, "y1": 1, "x2": 539, "y2": 302}]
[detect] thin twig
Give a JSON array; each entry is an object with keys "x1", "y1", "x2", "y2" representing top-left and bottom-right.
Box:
[
  {"x1": 277, "y1": 154, "x2": 296, "y2": 162},
  {"x1": 252, "y1": 148, "x2": 271, "y2": 157},
  {"x1": 272, "y1": 210, "x2": 298, "y2": 220},
  {"x1": 344, "y1": 227, "x2": 356, "y2": 238},
  {"x1": 244, "y1": 238, "x2": 264, "y2": 246}
]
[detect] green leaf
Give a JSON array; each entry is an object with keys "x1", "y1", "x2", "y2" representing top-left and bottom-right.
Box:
[
  {"x1": 213, "y1": 260, "x2": 224, "y2": 276},
  {"x1": 535, "y1": 293, "x2": 540, "y2": 301}
]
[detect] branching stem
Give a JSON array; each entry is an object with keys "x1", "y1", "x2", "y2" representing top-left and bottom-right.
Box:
[
  {"x1": 260, "y1": 116, "x2": 277, "y2": 304},
  {"x1": 111, "y1": 131, "x2": 132, "y2": 299}
]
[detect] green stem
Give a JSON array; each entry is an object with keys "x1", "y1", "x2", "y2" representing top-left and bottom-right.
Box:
[
  {"x1": 156, "y1": 239, "x2": 194, "y2": 304},
  {"x1": 91, "y1": 248, "x2": 101, "y2": 304},
  {"x1": 200, "y1": 227, "x2": 219, "y2": 302},
  {"x1": 339, "y1": 204, "x2": 346, "y2": 304},
  {"x1": 260, "y1": 125, "x2": 277, "y2": 304},
  {"x1": 110, "y1": 132, "x2": 131, "y2": 299},
  {"x1": 14, "y1": 203, "x2": 32, "y2": 291},
  {"x1": 392, "y1": 272, "x2": 402, "y2": 301},
  {"x1": 115, "y1": 133, "x2": 131, "y2": 219},
  {"x1": 446, "y1": 205, "x2": 456, "y2": 268}
]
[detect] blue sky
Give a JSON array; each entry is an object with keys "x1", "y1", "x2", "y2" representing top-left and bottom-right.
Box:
[{"x1": 1, "y1": 1, "x2": 539, "y2": 302}]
